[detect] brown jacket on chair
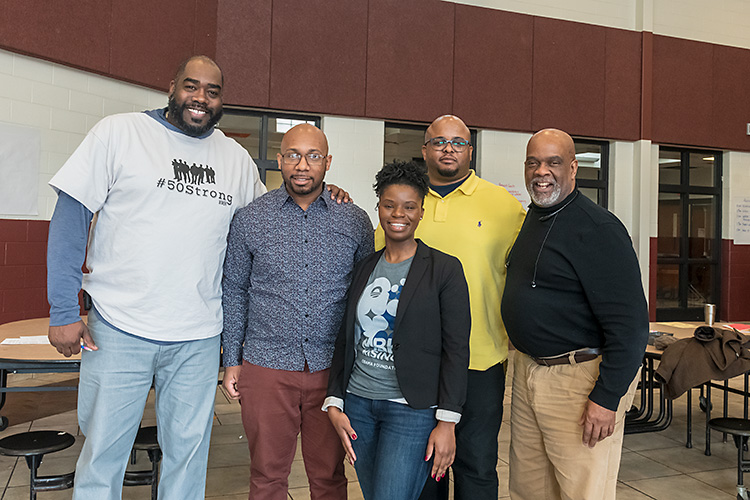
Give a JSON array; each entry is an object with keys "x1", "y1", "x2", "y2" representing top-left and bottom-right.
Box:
[{"x1": 655, "y1": 327, "x2": 750, "y2": 399}]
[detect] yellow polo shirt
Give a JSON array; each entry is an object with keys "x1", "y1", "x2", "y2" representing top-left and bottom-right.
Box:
[{"x1": 375, "y1": 171, "x2": 526, "y2": 370}]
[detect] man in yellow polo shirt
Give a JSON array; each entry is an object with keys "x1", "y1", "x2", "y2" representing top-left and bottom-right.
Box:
[{"x1": 375, "y1": 115, "x2": 525, "y2": 500}]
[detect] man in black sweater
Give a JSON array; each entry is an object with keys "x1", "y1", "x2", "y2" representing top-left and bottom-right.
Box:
[{"x1": 502, "y1": 128, "x2": 648, "y2": 500}]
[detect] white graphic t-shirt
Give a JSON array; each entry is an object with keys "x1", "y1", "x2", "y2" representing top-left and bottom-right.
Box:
[
  {"x1": 49, "y1": 112, "x2": 266, "y2": 341},
  {"x1": 347, "y1": 254, "x2": 413, "y2": 401}
]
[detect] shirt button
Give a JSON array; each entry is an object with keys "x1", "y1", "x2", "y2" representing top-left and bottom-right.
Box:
[
  {"x1": 305, "y1": 239, "x2": 308, "y2": 243},
  {"x1": 304, "y1": 338, "x2": 309, "y2": 342},
  {"x1": 305, "y1": 314, "x2": 309, "y2": 318}
]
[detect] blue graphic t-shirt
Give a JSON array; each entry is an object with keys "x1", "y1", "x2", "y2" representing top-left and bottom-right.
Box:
[{"x1": 346, "y1": 253, "x2": 414, "y2": 401}]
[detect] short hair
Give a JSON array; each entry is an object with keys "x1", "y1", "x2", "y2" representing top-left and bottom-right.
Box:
[
  {"x1": 374, "y1": 160, "x2": 430, "y2": 201},
  {"x1": 173, "y1": 55, "x2": 224, "y2": 86}
]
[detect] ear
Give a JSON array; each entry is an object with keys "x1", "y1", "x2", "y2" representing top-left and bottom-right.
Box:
[
  {"x1": 422, "y1": 144, "x2": 428, "y2": 161},
  {"x1": 276, "y1": 152, "x2": 284, "y2": 170},
  {"x1": 570, "y1": 158, "x2": 579, "y2": 179},
  {"x1": 168, "y1": 79, "x2": 176, "y2": 97},
  {"x1": 325, "y1": 155, "x2": 332, "y2": 172}
]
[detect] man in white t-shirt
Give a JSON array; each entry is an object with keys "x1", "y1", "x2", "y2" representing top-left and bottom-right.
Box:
[{"x1": 46, "y1": 56, "x2": 264, "y2": 500}]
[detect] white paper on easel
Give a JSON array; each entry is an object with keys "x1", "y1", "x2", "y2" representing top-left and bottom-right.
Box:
[
  {"x1": 0, "y1": 123, "x2": 40, "y2": 215},
  {"x1": 734, "y1": 196, "x2": 750, "y2": 245}
]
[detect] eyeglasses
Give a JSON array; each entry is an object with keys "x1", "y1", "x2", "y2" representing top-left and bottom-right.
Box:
[
  {"x1": 424, "y1": 137, "x2": 471, "y2": 152},
  {"x1": 280, "y1": 152, "x2": 328, "y2": 167}
]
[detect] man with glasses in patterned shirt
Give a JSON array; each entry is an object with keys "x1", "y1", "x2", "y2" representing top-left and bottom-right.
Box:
[
  {"x1": 222, "y1": 123, "x2": 374, "y2": 500},
  {"x1": 376, "y1": 115, "x2": 525, "y2": 500}
]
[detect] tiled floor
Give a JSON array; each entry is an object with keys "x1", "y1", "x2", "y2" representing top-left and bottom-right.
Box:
[{"x1": 0, "y1": 354, "x2": 746, "y2": 499}]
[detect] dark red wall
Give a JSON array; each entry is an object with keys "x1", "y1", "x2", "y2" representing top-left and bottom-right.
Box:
[
  {"x1": 3, "y1": 1, "x2": 750, "y2": 151},
  {"x1": 0, "y1": 0, "x2": 217, "y2": 90},
  {"x1": 722, "y1": 240, "x2": 750, "y2": 321},
  {"x1": 651, "y1": 35, "x2": 750, "y2": 152},
  {"x1": 0, "y1": 220, "x2": 50, "y2": 324}
]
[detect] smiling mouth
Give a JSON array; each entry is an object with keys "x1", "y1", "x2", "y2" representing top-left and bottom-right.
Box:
[
  {"x1": 186, "y1": 107, "x2": 208, "y2": 120},
  {"x1": 533, "y1": 180, "x2": 554, "y2": 190},
  {"x1": 388, "y1": 222, "x2": 408, "y2": 230}
]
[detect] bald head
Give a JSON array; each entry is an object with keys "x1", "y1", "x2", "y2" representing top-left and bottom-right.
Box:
[
  {"x1": 174, "y1": 55, "x2": 223, "y2": 86},
  {"x1": 526, "y1": 128, "x2": 576, "y2": 161},
  {"x1": 280, "y1": 123, "x2": 329, "y2": 155},
  {"x1": 425, "y1": 115, "x2": 471, "y2": 143},
  {"x1": 422, "y1": 115, "x2": 473, "y2": 185},
  {"x1": 524, "y1": 128, "x2": 578, "y2": 207},
  {"x1": 277, "y1": 123, "x2": 332, "y2": 208}
]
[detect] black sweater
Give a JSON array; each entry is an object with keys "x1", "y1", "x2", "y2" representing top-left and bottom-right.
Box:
[{"x1": 501, "y1": 189, "x2": 649, "y2": 411}]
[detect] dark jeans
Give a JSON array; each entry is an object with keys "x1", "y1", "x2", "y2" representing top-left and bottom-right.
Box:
[
  {"x1": 346, "y1": 393, "x2": 435, "y2": 500},
  {"x1": 418, "y1": 361, "x2": 506, "y2": 500}
]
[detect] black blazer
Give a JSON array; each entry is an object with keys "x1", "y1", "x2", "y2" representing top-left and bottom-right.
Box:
[{"x1": 327, "y1": 239, "x2": 470, "y2": 413}]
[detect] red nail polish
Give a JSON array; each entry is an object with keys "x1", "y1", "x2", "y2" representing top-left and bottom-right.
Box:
[
  {"x1": 436, "y1": 475, "x2": 441, "y2": 482},
  {"x1": 351, "y1": 433, "x2": 357, "y2": 440}
]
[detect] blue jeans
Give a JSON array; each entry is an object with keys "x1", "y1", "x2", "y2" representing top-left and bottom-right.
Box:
[
  {"x1": 345, "y1": 393, "x2": 436, "y2": 500},
  {"x1": 73, "y1": 311, "x2": 220, "y2": 500}
]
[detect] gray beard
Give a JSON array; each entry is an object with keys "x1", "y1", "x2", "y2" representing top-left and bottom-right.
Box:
[{"x1": 528, "y1": 183, "x2": 562, "y2": 207}]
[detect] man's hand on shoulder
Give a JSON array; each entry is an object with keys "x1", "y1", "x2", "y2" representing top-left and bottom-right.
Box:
[
  {"x1": 48, "y1": 320, "x2": 96, "y2": 357},
  {"x1": 579, "y1": 399, "x2": 615, "y2": 448},
  {"x1": 327, "y1": 184, "x2": 352, "y2": 204}
]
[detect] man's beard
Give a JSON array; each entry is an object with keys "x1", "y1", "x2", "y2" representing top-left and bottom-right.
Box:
[
  {"x1": 167, "y1": 96, "x2": 223, "y2": 137},
  {"x1": 527, "y1": 180, "x2": 562, "y2": 207}
]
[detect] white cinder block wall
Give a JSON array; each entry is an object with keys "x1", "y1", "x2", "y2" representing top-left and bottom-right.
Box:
[
  {"x1": 321, "y1": 117, "x2": 385, "y2": 228},
  {"x1": 0, "y1": 49, "x2": 166, "y2": 221}
]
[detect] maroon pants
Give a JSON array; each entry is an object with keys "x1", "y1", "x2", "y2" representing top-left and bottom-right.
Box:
[{"x1": 237, "y1": 361, "x2": 347, "y2": 500}]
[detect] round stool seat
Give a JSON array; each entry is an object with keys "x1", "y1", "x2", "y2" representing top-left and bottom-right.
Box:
[
  {"x1": 0, "y1": 431, "x2": 74, "y2": 457},
  {"x1": 133, "y1": 426, "x2": 159, "y2": 451},
  {"x1": 708, "y1": 417, "x2": 750, "y2": 436}
]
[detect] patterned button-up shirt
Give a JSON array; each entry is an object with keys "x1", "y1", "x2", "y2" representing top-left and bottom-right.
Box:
[{"x1": 222, "y1": 185, "x2": 374, "y2": 372}]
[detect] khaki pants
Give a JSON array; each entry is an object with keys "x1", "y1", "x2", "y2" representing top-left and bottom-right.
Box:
[{"x1": 509, "y1": 352, "x2": 639, "y2": 500}]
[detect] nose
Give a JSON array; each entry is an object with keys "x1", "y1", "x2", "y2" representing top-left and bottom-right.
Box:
[
  {"x1": 296, "y1": 156, "x2": 311, "y2": 170},
  {"x1": 391, "y1": 205, "x2": 405, "y2": 217},
  {"x1": 534, "y1": 161, "x2": 552, "y2": 176},
  {"x1": 443, "y1": 141, "x2": 455, "y2": 153},
  {"x1": 193, "y1": 88, "x2": 208, "y2": 103}
]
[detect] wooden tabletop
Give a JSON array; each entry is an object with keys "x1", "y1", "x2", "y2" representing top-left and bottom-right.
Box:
[
  {"x1": 647, "y1": 321, "x2": 748, "y2": 355},
  {"x1": 0, "y1": 317, "x2": 84, "y2": 362}
]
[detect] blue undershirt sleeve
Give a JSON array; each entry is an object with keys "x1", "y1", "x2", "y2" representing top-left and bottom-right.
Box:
[{"x1": 47, "y1": 191, "x2": 93, "y2": 327}]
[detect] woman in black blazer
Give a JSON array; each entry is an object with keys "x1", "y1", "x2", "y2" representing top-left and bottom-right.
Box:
[{"x1": 324, "y1": 160, "x2": 470, "y2": 500}]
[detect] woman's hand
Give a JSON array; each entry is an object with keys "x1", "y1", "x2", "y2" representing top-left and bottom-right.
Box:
[
  {"x1": 327, "y1": 407, "x2": 358, "y2": 465},
  {"x1": 424, "y1": 420, "x2": 456, "y2": 481}
]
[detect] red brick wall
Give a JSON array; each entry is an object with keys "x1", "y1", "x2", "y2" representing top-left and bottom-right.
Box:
[{"x1": 0, "y1": 219, "x2": 50, "y2": 325}]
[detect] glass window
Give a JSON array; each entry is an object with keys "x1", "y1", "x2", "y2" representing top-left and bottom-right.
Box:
[
  {"x1": 385, "y1": 125, "x2": 428, "y2": 165},
  {"x1": 657, "y1": 193, "x2": 681, "y2": 258},
  {"x1": 689, "y1": 153, "x2": 716, "y2": 188},
  {"x1": 656, "y1": 264, "x2": 680, "y2": 309},
  {"x1": 574, "y1": 139, "x2": 608, "y2": 208},
  {"x1": 658, "y1": 150, "x2": 681, "y2": 185},
  {"x1": 217, "y1": 113, "x2": 262, "y2": 158},
  {"x1": 384, "y1": 122, "x2": 477, "y2": 171},
  {"x1": 688, "y1": 194, "x2": 716, "y2": 259},
  {"x1": 218, "y1": 109, "x2": 320, "y2": 187},
  {"x1": 656, "y1": 147, "x2": 722, "y2": 321}
]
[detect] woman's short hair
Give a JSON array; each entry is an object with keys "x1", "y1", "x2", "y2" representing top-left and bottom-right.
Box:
[{"x1": 373, "y1": 160, "x2": 430, "y2": 200}]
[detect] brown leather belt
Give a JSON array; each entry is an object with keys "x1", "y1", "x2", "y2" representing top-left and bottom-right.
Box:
[{"x1": 530, "y1": 348, "x2": 602, "y2": 367}]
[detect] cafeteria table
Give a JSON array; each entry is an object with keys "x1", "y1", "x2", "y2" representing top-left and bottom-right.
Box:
[{"x1": 0, "y1": 317, "x2": 82, "y2": 430}]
